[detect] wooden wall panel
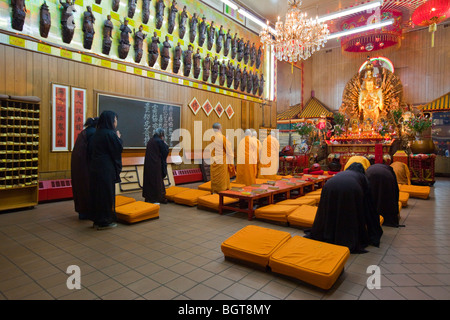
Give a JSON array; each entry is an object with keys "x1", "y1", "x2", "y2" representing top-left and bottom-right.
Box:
[{"x1": 0, "y1": 43, "x2": 276, "y2": 180}]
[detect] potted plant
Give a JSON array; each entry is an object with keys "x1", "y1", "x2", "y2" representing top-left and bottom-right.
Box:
[
  {"x1": 404, "y1": 114, "x2": 434, "y2": 154},
  {"x1": 293, "y1": 121, "x2": 316, "y2": 153}
]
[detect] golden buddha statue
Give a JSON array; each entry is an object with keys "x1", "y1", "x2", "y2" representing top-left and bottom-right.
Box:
[{"x1": 358, "y1": 61, "x2": 383, "y2": 130}]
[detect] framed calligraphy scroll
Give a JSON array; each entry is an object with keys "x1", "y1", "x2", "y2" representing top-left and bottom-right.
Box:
[
  {"x1": 71, "y1": 87, "x2": 86, "y2": 150},
  {"x1": 52, "y1": 84, "x2": 69, "y2": 152}
]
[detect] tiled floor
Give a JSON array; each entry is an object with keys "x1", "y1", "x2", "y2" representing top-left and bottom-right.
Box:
[{"x1": 0, "y1": 178, "x2": 449, "y2": 300}]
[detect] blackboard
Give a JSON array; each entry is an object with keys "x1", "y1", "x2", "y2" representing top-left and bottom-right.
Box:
[{"x1": 97, "y1": 93, "x2": 181, "y2": 149}]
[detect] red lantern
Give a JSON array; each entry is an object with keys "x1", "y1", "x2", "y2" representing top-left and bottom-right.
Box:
[{"x1": 412, "y1": 0, "x2": 450, "y2": 47}]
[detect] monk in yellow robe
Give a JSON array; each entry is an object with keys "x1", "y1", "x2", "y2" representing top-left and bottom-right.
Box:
[
  {"x1": 252, "y1": 130, "x2": 262, "y2": 178},
  {"x1": 210, "y1": 123, "x2": 235, "y2": 193},
  {"x1": 258, "y1": 131, "x2": 280, "y2": 180},
  {"x1": 390, "y1": 161, "x2": 411, "y2": 185},
  {"x1": 235, "y1": 130, "x2": 257, "y2": 186}
]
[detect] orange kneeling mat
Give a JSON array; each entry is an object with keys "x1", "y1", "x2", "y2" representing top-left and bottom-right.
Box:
[
  {"x1": 268, "y1": 236, "x2": 350, "y2": 290},
  {"x1": 399, "y1": 191, "x2": 409, "y2": 207},
  {"x1": 221, "y1": 225, "x2": 291, "y2": 267},
  {"x1": 173, "y1": 189, "x2": 211, "y2": 206},
  {"x1": 287, "y1": 205, "x2": 317, "y2": 228},
  {"x1": 165, "y1": 186, "x2": 191, "y2": 202},
  {"x1": 300, "y1": 194, "x2": 321, "y2": 205},
  {"x1": 115, "y1": 201, "x2": 159, "y2": 224},
  {"x1": 254, "y1": 204, "x2": 297, "y2": 223},
  {"x1": 115, "y1": 195, "x2": 136, "y2": 207},
  {"x1": 197, "y1": 194, "x2": 238, "y2": 211},
  {"x1": 276, "y1": 198, "x2": 316, "y2": 206},
  {"x1": 398, "y1": 184, "x2": 430, "y2": 200}
]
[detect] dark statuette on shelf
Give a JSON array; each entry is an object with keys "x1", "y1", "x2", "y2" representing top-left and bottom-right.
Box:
[
  {"x1": 102, "y1": 15, "x2": 114, "y2": 55},
  {"x1": 155, "y1": 0, "x2": 165, "y2": 30},
  {"x1": 60, "y1": 0, "x2": 76, "y2": 44},
  {"x1": 118, "y1": 18, "x2": 132, "y2": 59},
  {"x1": 11, "y1": 0, "x2": 27, "y2": 31},
  {"x1": 39, "y1": 1, "x2": 51, "y2": 38},
  {"x1": 148, "y1": 32, "x2": 160, "y2": 67},
  {"x1": 168, "y1": 0, "x2": 178, "y2": 34},
  {"x1": 82, "y1": 6, "x2": 96, "y2": 50},
  {"x1": 134, "y1": 25, "x2": 147, "y2": 63}
]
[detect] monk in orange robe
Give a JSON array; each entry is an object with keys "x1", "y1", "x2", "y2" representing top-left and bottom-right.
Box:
[
  {"x1": 235, "y1": 130, "x2": 257, "y2": 186},
  {"x1": 258, "y1": 131, "x2": 280, "y2": 180},
  {"x1": 252, "y1": 129, "x2": 261, "y2": 178},
  {"x1": 210, "y1": 123, "x2": 235, "y2": 193}
]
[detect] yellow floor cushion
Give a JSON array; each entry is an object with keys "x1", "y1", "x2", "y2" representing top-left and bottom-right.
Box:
[
  {"x1": 165, "y1": 186, "x2": 191, "y2": 201},
  {"x1": 197, "y1": 181, "x2": 212, "y2": 191},
  {"x1": 287, "y1": 205, "x2": 318, "y2": 228},
  {"x1": 399, "y1": 184, "x2": 430, "y2": 199},
  {"x1": 380, "y1": 215, "x2": 384, "y2": 226},
  {"x1": 399, "y1": 201, "x2": 402, "y2": 213},
  {"x1": 268, "y1": 236, "x2": 350, "y2": 290},
  {"x1": 221, "y1": 225, "x2": 291, "y2": 268},
  {"x1": 399, "y1": 191, "x2": 409, "y2": 207},
  {"x1": 115, "y1": 195, "x2": 136, "y2": 207},
  {"x1": 306, "y1": 189, "x2": 322, "y2": 195},
  {"x1": 275, "y1": 198, "x2": 317, "y2": 206},
  {"x1": 115, "y1": 201, "x2": 160, "y2": 224},
  {"x1": 301, "y1": 194, "x2": 321, "y2": 205},
  {"x1": 254, "y1": 204, "x2": 297, "y2": 223},
  {"x1": 197, "y1": 194, "x2": 239, "y2": 211},
  {"x1": 173, "y1": 189, "x2": 212, "y2": 206}
]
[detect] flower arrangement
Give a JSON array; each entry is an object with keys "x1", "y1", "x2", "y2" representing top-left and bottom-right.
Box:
[
  {"x1": 332, "y1": 112, "x2": 346, "y2": 137},
  {"x1": 294, "y1": 122, "x2": 316, "y2": 137},
  {"x1": 404, "y1": 114, "x2": 432, "y2": 135}
]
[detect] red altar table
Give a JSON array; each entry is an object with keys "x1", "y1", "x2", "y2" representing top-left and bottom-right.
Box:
[
  {"x1": 409, "y1": 154, "x2": 436, "y2": 186},
  {"x1": 326, "y1": 138, "x2": 394, "y2": 167}
]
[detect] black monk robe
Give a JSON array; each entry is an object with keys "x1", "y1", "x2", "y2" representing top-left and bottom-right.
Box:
[
  {"x1": 71, "y1": 124, "x2": 96, "y2": 219},
  {"x1": 88, "y1": 112, "x2": 123, "y2": 227},
  {"x1": 307, "y1": 164, "x2": 383, "y2": 253},
  {"x1": 366, "y1": 163, "x2": 400, "y2": 227},
  {"x1": 143, "y1": 134, "x2": 169, "y2": 203}
]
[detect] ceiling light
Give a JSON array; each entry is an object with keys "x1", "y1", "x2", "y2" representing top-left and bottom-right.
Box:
[
  {"x1": 327, "y1": 19, "x2": 394, "y2": 39},
  {"x1": 220, "y1": 0, "x2": 238, "y2": 10},
  {"x1": 317, "y1": 1, "x2": 383, "y2": 23}
]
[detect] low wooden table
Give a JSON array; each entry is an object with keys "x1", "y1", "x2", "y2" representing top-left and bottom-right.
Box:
[{"x1": 218, "y1": 178, "x2": 324, "y2": 220}]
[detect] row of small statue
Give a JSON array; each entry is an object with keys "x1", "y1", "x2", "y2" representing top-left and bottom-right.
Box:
[{"x1": 12, "y1": 0, "x2": 263, "y2": 69}]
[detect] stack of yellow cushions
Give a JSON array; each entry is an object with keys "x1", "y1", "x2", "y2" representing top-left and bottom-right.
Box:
[
  {"x1": 173, "y1": 189, "x2": 211, "y2": 206},
  {"x1": 198, "y1": 181, "x2": 246, "y2": 192},
  {"x1": 115, "y1": 195, "x2": 136, "y2": 207},
  {"x1": 399, "y1": 184, "x2": 430, "y2": 199},
  {"x1": 254, "y1": 204, "x2": 297, "y2": 223},
  {"x1": 287, "y1": 205, "x2": 318, "y2": 228},
  {"x1": 221, "y1": 225, "x2": 291, "y2": 267},
  {"x1": 268, "y1": 236, "x2": 350, "y2": 290},
  {"x1": 165, "y1": 186, "x2": 191, "y2": 202},
  {"x1": 399, "y1": 191, "x2": 409, "y2": 207},
  {"x1": 197, "y1": 194, "x2": 239, "y2": 211},
  {"x1": 115, "y1": 201, "x2": 160, "y2": 224}
]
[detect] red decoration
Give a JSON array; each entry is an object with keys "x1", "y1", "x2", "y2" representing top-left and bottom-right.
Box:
[
  {"x1": 340, "y1": 10, "x2": 403, "y2": 53},
  {"x1": 411, "y1": 0, "x2": 450, "y2": 47}
]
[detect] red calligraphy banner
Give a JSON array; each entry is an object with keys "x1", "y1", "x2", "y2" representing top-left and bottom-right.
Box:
[
  {"x1": 52, "y1": 84, "x2": 69, "y2": 151},
  {"x1": 72, "y1": 88, "x2": 86, "y2": 149}
]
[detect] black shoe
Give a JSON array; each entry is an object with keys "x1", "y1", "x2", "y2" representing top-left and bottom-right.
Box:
[{"x1": 96, "y1": 223, "x2": 117, "y2": 230}]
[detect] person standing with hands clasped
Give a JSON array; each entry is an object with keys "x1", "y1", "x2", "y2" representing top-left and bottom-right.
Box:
[
  {"x1": 88, "y1": 111, "x2": 123, "y2": 230},
  {"x1": 143, "y1": 128, "x2": 169, "y2": 204}
]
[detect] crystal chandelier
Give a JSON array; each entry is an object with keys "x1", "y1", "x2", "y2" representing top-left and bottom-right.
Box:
[{"x1": 260, "y1": 0, "x2": 330, "y2": 62}]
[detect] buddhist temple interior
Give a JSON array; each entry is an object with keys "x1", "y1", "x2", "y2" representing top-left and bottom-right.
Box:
[{"x1": 0, "y1": 0, "x2": 449, "y2": 305}]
